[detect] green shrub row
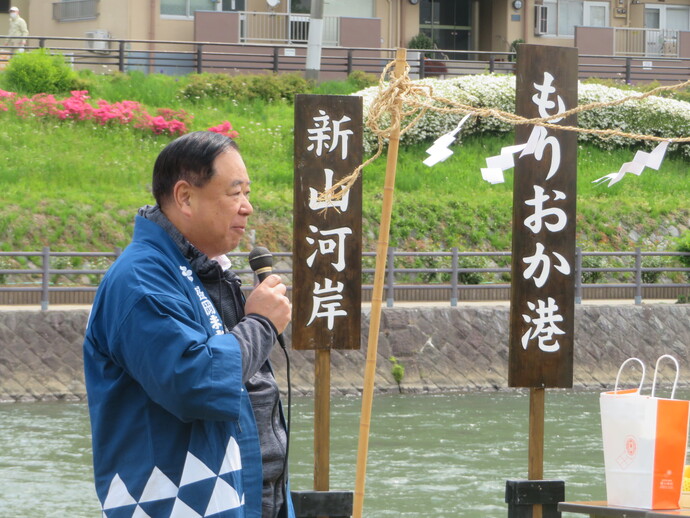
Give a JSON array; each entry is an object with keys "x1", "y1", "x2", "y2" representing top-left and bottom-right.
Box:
[
  {"x1": 178, "y1": 69, "x2": 378, "y2": 103},
  {"x1": 179, "y1": 72, "x2": 313, "y2": 103},
  {"x1": 3, "y1": 49, "x2": 81, "y2": 93},
  {"x1": 1, "y1": 49, "x2": 380, "y2": 105}
]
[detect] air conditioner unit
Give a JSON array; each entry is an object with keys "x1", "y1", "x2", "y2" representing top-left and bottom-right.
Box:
[
  {"x1": 534, "y1": 5, "x2": 550, "y2": 35},
  {"x1": 85, "y1": 30, "x2": 111, "y2": 52}
]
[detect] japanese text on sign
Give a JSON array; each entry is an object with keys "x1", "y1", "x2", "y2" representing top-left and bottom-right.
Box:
[
  {"x1": 508, "y1": 44, "x2": 578, "y2": 389},
  {"x1": 293, "y1": 94, "x2": 362, "y2": 351},
  {"x1": 518, "y1": 72, "x2": 570, "y2": 353}
]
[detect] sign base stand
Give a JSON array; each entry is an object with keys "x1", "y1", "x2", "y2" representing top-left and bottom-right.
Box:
[
  {"x1": 291, "y1": 490, "x2": 353, "y2": 518},
  {"x1": 505, "y1": 480, "x2": 565, "y2": 518}
]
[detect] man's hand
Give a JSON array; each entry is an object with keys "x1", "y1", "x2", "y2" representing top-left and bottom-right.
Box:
[{"x1": 244, "y1": 274, "x2": 291, "y2": 334}]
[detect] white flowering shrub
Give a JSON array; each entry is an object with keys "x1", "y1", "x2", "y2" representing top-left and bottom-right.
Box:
[
  {"x1": 355, "y1": 74, "x2": 516, "y2": 152},
  {"x1": 353, "y1": 75, "x2": 690, "y2": 158},
  {"x1": 579, "y1": 83, "x2": 690, "y2": 158}
]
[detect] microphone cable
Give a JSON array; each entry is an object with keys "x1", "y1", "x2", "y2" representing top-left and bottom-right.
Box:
[{"x1": 249, "y1": 247, "x2": 291, "y2": 479}]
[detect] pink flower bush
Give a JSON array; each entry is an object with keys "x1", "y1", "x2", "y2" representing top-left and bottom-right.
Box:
[
  {"x1": 0, "y1": 89, "x2": 16, "y2": 111},
  {"x1": 208, "y1": 120, "x2": 240, "y2": 139},
  {"x1": 0, "y1": 89, "x2": 240, "y2": 139}
]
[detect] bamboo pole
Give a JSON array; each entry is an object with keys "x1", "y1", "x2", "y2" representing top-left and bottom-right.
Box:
[{"x1": 352, "y1": 47, "x2": 408, "y2": 518}]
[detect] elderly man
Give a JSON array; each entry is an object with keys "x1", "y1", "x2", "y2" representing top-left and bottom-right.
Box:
[
  {"x1": 5, "y1": 6, "x2": 28, "y2": 51},
  {"x1": 83, "y1": 131, "x2": 294, "y2": 518}
]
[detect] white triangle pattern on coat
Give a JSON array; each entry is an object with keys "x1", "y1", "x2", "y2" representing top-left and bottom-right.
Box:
[
  {"x1": 205, "y1": 478, "x2": 243, "y2": 516},
  {"x1": 170, "y1": 497, "x2": 202, "y2": 518},
  {"x1": 101, "y1": 438, "x2": 245, "y2": 517},
  {"x1": 103, "y1": 474, "x2": 137, "y2": 510},
  {"x1": 179, "y1": 451, "x2": 217, "y2": 487},
  {"x1": 131, "y1": 504, "x2": 152, "y2": 518},
  {"x1": 139, "y1": 467, "x2": 178, "y2": 503},
  {"x1": 219, "y1": 437, "x2": 242, "y2": 475}
]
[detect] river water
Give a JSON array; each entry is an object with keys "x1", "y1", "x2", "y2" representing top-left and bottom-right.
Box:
[{"x1": 1, "y1": 389, "x2": 687, "y2": 517}]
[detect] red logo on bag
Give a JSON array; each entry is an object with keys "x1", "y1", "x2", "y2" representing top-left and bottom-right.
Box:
[{"x1": 616, "y1": 435, "x2": 638, "y2": 469}]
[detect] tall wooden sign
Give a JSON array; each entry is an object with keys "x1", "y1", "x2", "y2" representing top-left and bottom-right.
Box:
[
  {"x1": 293, "y1": 94, "x2": 363, "y2": 351},
  {"x1": 509, "y1": 45, "x2": 578, "y2": 389},
  {"x1": 293, "y1": 94, "x2": 362, "y2": 495}
]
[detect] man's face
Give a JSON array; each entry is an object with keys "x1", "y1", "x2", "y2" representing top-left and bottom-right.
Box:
[{"x1": 185, "y1": 149, "x2": 253, "y2": 258}]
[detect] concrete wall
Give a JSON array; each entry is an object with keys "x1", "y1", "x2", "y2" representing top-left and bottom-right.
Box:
[{"x1": 1, "y1": 304, "x2": 689, "y2": 403}]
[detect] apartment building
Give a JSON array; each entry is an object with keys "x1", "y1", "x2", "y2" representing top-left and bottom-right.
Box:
[{"x1": 3, "y1": 1, "x2": 690, "y2": 63}]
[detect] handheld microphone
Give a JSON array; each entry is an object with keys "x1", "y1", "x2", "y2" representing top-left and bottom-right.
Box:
[
  {"x1": 248, "y1": 247, "x2": 287, "y2": 351},
  {"x1": 249, "y1": 246, "x2": 292, "y2": 470},
  {"x1": 248, "y1": 246, "x2": 274, "y2": 282}
]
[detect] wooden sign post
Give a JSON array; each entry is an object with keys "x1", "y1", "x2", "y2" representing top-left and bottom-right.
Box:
[
  {"x1": 508, "y1": 44, "x2": 578, "y2": 518},
  {"x1": 293, "y1": 94, "x2": 363, "y2": 495}
]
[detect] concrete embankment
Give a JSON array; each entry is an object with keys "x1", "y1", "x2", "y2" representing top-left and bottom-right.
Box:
[{"x1": 1, "y1": 303, "x2": 689, "y2": 402}]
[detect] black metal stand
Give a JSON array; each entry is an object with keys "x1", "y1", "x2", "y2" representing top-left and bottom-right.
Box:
[
  {"x1": 291, "y1": 490, "x2": 353, "y2": 518},
  {"x1": 505, "y1": 480, "x2": 565, "y2": 518}
]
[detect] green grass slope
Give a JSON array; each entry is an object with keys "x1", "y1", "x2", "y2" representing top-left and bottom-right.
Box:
[{"x1": 1, "y1": 76, "x2": 688, "y2": 255}]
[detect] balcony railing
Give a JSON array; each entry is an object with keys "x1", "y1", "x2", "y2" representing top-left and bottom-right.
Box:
[
  {"x1": 614, "y1": 27, "x2": 679, "y2": 57},
  {"x1": 52, "y1": 0, "x2": 99, "y2": 22},
  {"x1": 239, "y1": 11, "x2": 339, "y2": 46}
]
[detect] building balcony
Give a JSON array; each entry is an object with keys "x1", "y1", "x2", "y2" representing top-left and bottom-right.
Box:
[
  {"x1": 52, "y1": 0, "x2": 99, "y2": 23},
  {"x1": 238, "y1": 11, "x2": 339, "y2": 46},
  {"x1": 614, "y1": 27, "x2": 679, "y2": 58}
]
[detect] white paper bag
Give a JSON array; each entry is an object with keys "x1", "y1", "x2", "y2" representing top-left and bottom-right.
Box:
[{"x1": 600, "y1": 355, "x2": 689, "y2": 510}]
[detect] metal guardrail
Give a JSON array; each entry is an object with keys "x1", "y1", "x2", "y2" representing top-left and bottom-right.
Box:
[
  {"x1": 0, "y1": 248, "x2": 122, "y2": 311},
  {"x1": 1, "y1": 247, "x2": 688, "y2": 310},
  {"x1": 3, "y1": 37, "x2": 690, "y2": 84}
]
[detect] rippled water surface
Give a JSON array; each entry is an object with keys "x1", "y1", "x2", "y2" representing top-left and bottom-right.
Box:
[{"x1": 3, "y1": 390, "x2": 685, "y2": 517}]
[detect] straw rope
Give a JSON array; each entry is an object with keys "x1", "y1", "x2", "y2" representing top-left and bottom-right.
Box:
[{"x1": 319, "y1": 58, "x2": 690, "y2": 204}]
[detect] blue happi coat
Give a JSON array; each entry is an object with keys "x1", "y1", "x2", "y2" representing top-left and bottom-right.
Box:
[{"x1": 84, "y1": 216, "x2": 264, "y2": 518}]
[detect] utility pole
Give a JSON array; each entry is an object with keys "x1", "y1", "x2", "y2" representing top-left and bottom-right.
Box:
[{"x1": 305, "y1": 0, "x2": 325, "y2": 81}]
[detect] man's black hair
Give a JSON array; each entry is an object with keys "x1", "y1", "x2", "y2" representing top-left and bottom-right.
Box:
[{"x1": 152, "y1": 131, "x2": 239, "y2": 207}]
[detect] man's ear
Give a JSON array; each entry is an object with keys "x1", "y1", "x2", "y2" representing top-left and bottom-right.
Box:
[{"x1": 172, "y1": 180, "x2": 193, "y2": 217}]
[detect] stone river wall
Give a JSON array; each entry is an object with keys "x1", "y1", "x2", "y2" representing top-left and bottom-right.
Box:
[{"x1": 1, "y1": 304, "x2": 689, "y2": 402}]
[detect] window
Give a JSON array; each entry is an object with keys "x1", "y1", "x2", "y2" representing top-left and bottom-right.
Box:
[
  {"x1": 419, "y1": 0, "x2": 472, "y2": 51},
  {"x1": 53, "y1": 0, "x2": 99, "y2": 22},
  {"x1": 666, "y1": 6, "x2": 690, "y2": 31},
  {"x1": 324, "y1": 0, "x2": 373, "y2": 18},
  {"x1": 291, "y1": 0, "x2": 311, "y2": 14},
  {"x1": 221, "y1": 0, "x2": 245, "y2": 10},
  {"x1": 541, "y1": 0, "x2": 583, "y2": 37},
  {"x1": 583, "y1": 1, "x2": 609, "y2": 27},
  {"x1": 535, "y1": 5, "x2": 549, "y2": 35},
  {"x1": 643, "y1": 4, "x2": 688, "y2": 57},
  {"x1": 161, "y1": 0, "x2": 215, "y2": 18},
  {"x1": 0, "y1": 1, "x2": 10, "y2": 14},
  {"x1": 644, "y1": 4, "x2": 690, "y2": 31},
  {"x1": 288, "y1": 0, "x2": 374, "y2": 17}
]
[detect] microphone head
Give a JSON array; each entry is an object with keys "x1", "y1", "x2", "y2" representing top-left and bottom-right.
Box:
[{"x1": 249, "y1": 247, "x2": 273, "y2": 280}]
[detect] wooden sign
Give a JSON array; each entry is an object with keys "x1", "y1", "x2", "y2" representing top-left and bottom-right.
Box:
[
  {"x1": 292, "y1": 94, "x2": 362, "y2": 351},
  {"x1": 508, "y1": 45, "x2": 578, "y2": 388}
]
